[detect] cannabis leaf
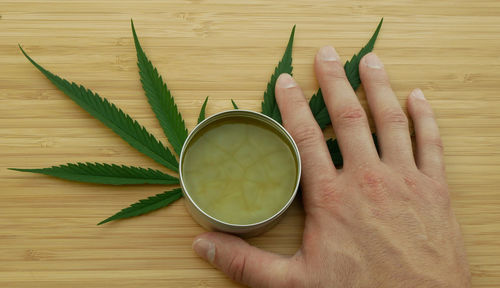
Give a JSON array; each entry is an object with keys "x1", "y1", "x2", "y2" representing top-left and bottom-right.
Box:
[
  {"x1": 345, "y1": 18, "x2": 384, "y2": 91},
  {"x1": 231, "y1": 99, "x2": 239, "y2": 109},
  {"x1": 98, "y1": 188, "x2": 183, "y2": 225},
  {"x1": 9, "y1": 163, "x2": 179, "y2": 185},
  {"x1": 326, "y1": 138, "x2": 344, "y2": 167},
  {"x1": 132, "y1": 20, "x2": 188, "y2": 156},
  {"x1": 309, "y1": 18, "x2": 383, "y2": 128},
  {"x1": 308, "y1": 89, "x2": 330, "y2": 129},
  {"x1": 198, "y1": 96, "x2": 209, "y2": 124},
  {"x1": 19, "y1": 46, "x2": 179, "y2": 172},
  {"x1": 14, "y1": 20, "x2": 385, "y2": 225},
  {"x1": 261, "y1": 26, "x2": 295, "y2": 123}
]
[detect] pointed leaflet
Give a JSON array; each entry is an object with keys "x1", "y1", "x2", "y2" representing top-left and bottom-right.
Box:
[
  {"x1": 131, "y1": 20, "x2": 188, "y2": 155},
  {"x1": 327, "y1": 133, "x2": 379, "y2": 167},
  {"x1": 197, "y1": 96, "x2": 209, "y2": 124},
  {"x1": 19, "y1": 46, "x2": 179, "y2": 172},
  {"x1": 231, "y1": 99, "x2": 239, "y2": 109},
  {"x1": 261, "y1": 25, "x2": 295, "y2": 123},
  {"x1": 98, "y1": 188, "x2": 183, "y2": 225},
  {"x1": 344, "y1": 18, "x2": 384, "y2": 90},
  {"x1": 309, "y1": 18, "x2": 383, "y2": 128},
  {"x1": 9, "y1": 163, "x2": 179, "y2": 185},
  {"x1": 308, "y1": 89, "x2": 330, "y2": 129},
  {"x1": 326, "y1": 138, "x2": 344, "y2": 167}
]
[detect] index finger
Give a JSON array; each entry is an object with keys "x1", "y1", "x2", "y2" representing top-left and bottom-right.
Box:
[{"x1": 275, "y1": 74, "x2": 336, "y2": 194}]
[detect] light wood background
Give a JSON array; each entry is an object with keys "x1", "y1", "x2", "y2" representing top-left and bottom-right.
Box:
[{"x1": 1, "y1": 0, "x2": 499, "y2": 287}]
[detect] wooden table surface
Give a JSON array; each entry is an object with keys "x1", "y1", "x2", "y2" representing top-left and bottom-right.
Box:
[{"x1": 1, "y1": 0, "x2": 499, "y2": 287}]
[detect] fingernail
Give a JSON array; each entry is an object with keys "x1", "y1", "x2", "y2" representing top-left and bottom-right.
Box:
[
  {"x1": 319, "y1": 46, "x2": 340, "y2": 61},
  {"x1": 193, "y1": 238, "x2": 215, "y2": 264},
  {"x1": 364, "y1": 53, "x2": 383, "y2": 69},
  {"x1": 411, "y1": 88, "x2": 426, "y2": 100},
  {"x1": 277, "y1": 73, "x2": 297, "y2": 89}
]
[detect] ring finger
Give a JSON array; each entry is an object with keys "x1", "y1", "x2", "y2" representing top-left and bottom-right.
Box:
[{"x1": 359, "y1": 53, "x2": 415, "y2": 167}]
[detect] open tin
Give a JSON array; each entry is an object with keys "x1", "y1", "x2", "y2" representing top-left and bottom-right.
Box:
[{"x1": 179, "y1": 110, "x2": 301, "y2": 237}]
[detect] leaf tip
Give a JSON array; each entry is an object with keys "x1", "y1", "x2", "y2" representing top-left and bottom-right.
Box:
[
  {"x1": 18, "y1": 44, "x2": 28, "y2": 56},
  {"x1": 130, "y1": 19, "x2": 136, "y2": 31},
  {"x1": 18, "y1": 44, "x2": 38, "y2": 67},
  {"x1": 97, "y1": 217, "x2": 113, "y2": 225},
  {"x1": 131, "y1": 19, "x2": 139, "y2": 44},
  {"x1": 197, "y1": 96, "x2": 210, "y2": 124},
  {"x1": 289, "y1": 25, "x2": 296, "y2": 42},
  {"x1": 8, "y1": 168, "x2": 28, "y2": 172},
  {"x1": 231, "y1": 99, "x2": 239, "y2": 109},
  {"x1": 376, "y1": 18, "x2": 384, "y2": 32}
]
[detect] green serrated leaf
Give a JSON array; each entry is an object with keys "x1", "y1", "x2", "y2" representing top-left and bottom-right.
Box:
[
  {"x1": 261, "y1": 25, "x2": 295, "y2": 123},
  {"x1": 310, "y1": 18, "x2": 383, "y2": 128},
  {"x1": 326, "y1": 138, "x2": 343, "y2": 167},
  {"x1": 9, "y1": 163, "x2": 179, "y2": 185},
  {"x1": 308, "y1": 89, "x2": 330, "y2": 129},
  {"x1": 19, "y1": 46, "x2": 179, "y2": 172},
  {"x1": 197, "y1": 96, "x2": 209, "y2": 124},
  {"x1": 231, "y1": 99, "x2": 239, "y2": 110},
  {"x1": 98, "y1": 188, "x2": 183, "y2": 225},
  {"x1": 131, "y1": 20, "x2": 188, "y2": 156},
  {"x1": 327, "y1": 133, "x2": 379, "y2": 167},
  {"x1": 344, "y1": 18, "x2": 384, "y2": 90}
]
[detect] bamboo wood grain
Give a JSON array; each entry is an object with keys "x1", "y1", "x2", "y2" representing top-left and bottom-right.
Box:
[{"x1": 1, "y1": 0, "x2": 499, "y2": 287}]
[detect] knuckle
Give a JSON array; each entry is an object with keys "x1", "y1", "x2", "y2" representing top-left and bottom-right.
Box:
[
  {"x1": 359, "y1": 169, "x2": 389, "y2": 203},
  {"x1": 307, "y1": 178, "x2": 343, "y2": 212},
  {"x1": 379, "y1": 107, "x2": 408, "y2": 127},
  {"x1": 431, "y1": 178, "x2": 450, "y2": 201},
  {"x1": 416, "y1": 172, "x2": 450, "y2": 207},
  {"x1": 421, "y1": 176, "x2": 450, "y2": 209},
  {"x1": 334, "y1": 105, "x2": 367, "y2": 127},
  {"x1": 226, "y1": 253, "x2": 247, "y2": 283},
  {"x1": 314, "y1": 179, "x2": 340, "y2": 205},
  {"x1": 403, "y1": 174, "x2": 418, "y2": 191},
  {"x1": 291, "y1": 123, "x2": 324, "y2": 150},
  {"x1": 426, "y1": 135, "x2": 444, "y2": 153},
  {"x1": 361, "y1": 169, "x2": 385, "y2": 187}
]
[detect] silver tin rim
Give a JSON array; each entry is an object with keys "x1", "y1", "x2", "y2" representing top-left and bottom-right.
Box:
[{"x1": 179, "y1": 109, "x2": 301, "y2": 230}]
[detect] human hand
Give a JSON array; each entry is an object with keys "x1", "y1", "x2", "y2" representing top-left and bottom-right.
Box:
[{"x1": 192, "y1": 47, "x2": 470, "y2": 288}]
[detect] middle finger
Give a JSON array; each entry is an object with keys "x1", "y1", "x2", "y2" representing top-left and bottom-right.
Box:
[{"x1": 314, "y1": 46, "x2": 379, "y2": 168}]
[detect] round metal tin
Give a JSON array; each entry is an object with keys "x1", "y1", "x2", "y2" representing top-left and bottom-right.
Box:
[{"x1": 179, "y1": 110, "x2": 301, "y2": 237}]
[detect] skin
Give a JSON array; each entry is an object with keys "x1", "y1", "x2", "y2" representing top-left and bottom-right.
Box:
[{"x1": 192, "y1": 47, "x2": 471, "y2": 288}]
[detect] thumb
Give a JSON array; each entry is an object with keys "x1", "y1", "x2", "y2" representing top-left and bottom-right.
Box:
[{"x1": 192, "y1": 232, "x2": 291, "y2": 287}]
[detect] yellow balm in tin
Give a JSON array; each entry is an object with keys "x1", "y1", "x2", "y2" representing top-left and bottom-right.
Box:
[{"x1": 181, "y1": 112, "x2": 298, "y2": 226}]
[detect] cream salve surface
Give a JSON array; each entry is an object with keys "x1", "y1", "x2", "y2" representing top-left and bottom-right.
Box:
[{"x1": 182, "y1": 117, "x2": 298, "y2": 225}]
